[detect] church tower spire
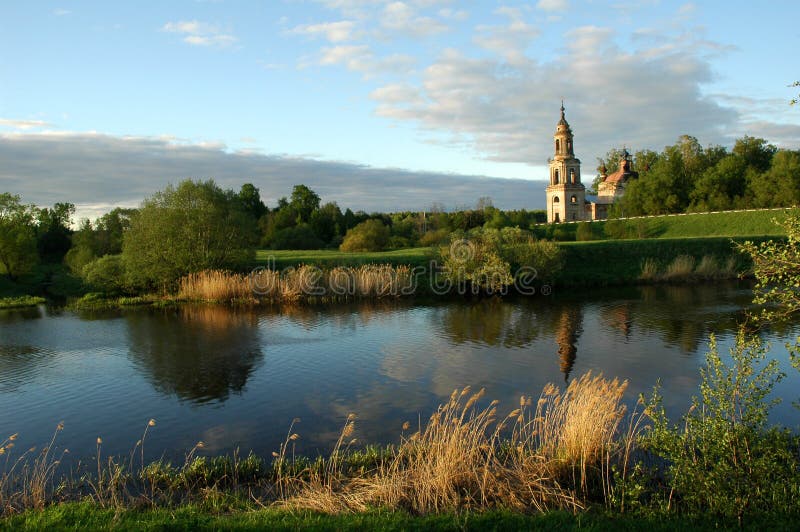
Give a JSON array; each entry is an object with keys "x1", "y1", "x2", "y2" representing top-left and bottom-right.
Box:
[{"x1": 546, "y1": 102, "x2": 586, "y2": 223}]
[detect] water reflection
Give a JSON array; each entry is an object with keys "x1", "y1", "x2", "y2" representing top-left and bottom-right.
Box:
[
  {"x1": 126, "y1": 305, "x2": 264, "y2": 404},
  {"x1": 555, "y1": 306, "x2": 582, "y2": 381}
]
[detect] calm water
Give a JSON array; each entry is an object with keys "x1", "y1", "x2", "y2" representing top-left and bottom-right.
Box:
[{"x1": 1, "y1": 282, "x2": 799, "y2": 462}]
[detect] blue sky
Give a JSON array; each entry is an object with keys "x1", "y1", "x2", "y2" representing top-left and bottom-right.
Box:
[{"x1": 1, "y1": 1, "x2": 799, "y2": 218}]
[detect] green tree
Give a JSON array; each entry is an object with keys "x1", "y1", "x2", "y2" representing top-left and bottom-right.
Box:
[
  {"x1": 289, "y1": 184, "x2": 321, "y2": 223},
  {"x1": 0, "y1": 193, "x2": 39, "y2": 280},
  {"x1": 122, "y1": 180, "x2": 257, "y2": 290},
  {"x1": 36, "y1": 202, "x2": 74, "y2": 263},
  {"x1": 689, "y1": 155, "x2": 748, "y2": 211},
  {"x1": 340, "y1": 219, "x2": 390, "y2": 252},
  {"x1": 238, "y1": 183, "x2": 268, "y2": 221},
  {"x1": 749, "y1": 151, "x2": 800, "y2": 208}
]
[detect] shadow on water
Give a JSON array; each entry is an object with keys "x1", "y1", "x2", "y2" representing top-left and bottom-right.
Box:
[{"x1": 125, "y1": 305, "x2": 265, "y2": 404}]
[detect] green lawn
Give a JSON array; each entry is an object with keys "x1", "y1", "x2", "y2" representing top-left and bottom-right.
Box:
[{"x1": 256, "y1": 247, "x2": 433, "y2": 269}]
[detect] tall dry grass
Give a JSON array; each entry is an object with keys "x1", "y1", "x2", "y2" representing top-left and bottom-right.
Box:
[
  {"x1": 178, "y1": 265, "x2": 414, "y2": 303},
  {"x1": 639, "y1": 254, "x2": 738, "y2": 283},
  {"x1": 279, "y1": 372, "x2": 630, "y2": 515}
]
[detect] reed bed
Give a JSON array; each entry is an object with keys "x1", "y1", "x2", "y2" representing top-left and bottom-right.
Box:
[
  {"x1": 280, "y1": 372, "x2": 630, "y2": 515},
  {"x1": 177, "y1": 265, "x2": 415, "y2": 303}
]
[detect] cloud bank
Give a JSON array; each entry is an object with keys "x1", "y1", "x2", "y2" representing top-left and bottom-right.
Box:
[{"x1": 0, "y1": 133, "x2": 546, "y2": 219}]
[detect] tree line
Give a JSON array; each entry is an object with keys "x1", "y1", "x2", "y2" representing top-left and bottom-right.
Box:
[{"x1": 595, "y1": 135, "x2": 800, "y2": 216}]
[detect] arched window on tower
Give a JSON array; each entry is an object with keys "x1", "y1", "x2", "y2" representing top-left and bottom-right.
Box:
[
  {"x1": 553, "y1": 196, "x2": 560, "y2": 203},
  {"x1": 555, "y1": 139, "x2": 560, "y2": 153},
  {"x1": 569, "y1": 169, "x2": 576, "y2": 184},
  {"x1": 554, "y1": 169, "x2": 560, "y2": 184},
  {"x1": 570, "y1": 195, "x2": 577, "y2": 203},
  {"x1": 567, "y1": 140, "x2": 572, "y2": 153}
]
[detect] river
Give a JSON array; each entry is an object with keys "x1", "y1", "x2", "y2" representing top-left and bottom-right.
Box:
[{"x1": 1, "y1": 281, "x2": 798, "y2": 462}]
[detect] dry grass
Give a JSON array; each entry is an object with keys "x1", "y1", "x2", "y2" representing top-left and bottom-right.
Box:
[
  {"x1": 177, "y1": 265, "x2": 414, "y2": 303},
  {"x1": 279, "y1": 372, "x2": 630, "y2": 515},
  {"x1": 639, "y1": 254, "x2": 738, "y2": 283},
  {"x1": 0, "y1": 423, "x2": 67, "y2": 515}
]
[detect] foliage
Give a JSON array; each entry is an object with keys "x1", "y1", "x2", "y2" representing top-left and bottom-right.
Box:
[
  {"x1": 340, "y1": 219, "x2": 391, "y2": 252},
  {"x1": 643, "y1": 329, "x2": 798, "y2": 519},
  {"x1": 0, "y1": 193, "x2": 39, "y2": 280},
  {"x1": 81, "y1": 255, "x2": 128, "y2": 294},
  {"x1": 437, "y1": 227, "x2": 564, "y2": 293},
  {"x1": 65, "y1": 208, "x2": 135, "y2": 275},
  {"x1": 737, "y1": 211, "x2": 800, "y2": 323},
  {"x1": 606, "y1": 134, "x2": 796, "y2": 216},
  {"x1": 35, "y1": 202, "x2": 74, "y2": 263},
  {"x1": 122, "y1": 180, "x2": 258, "y2": 290},
  {"x1": 0, "y1": 295, "x2": 46, "y2": 309},
  {"x1": 269, "y1": 224, "x2": 324, "y2": 250}
]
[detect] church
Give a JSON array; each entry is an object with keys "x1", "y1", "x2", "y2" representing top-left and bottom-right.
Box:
[{"x1": 545, "y1": 104, "x2": 638, "y2": 223}]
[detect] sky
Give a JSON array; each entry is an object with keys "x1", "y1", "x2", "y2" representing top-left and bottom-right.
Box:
[{"x1": 1, "y1": 1, "x2": 799, "y2": 219}]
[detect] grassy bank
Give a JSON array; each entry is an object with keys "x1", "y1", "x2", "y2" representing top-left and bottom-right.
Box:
[
  {"x1": 555, "y1": 236, "x2": 777, "y2": 286},
  {"x1": 535, "y1": 208, "x2": 791, "y2": 241},
  {"x1": 0, "y1": 296, "x2": 46, "y2": 309},
  {"x1": 4, "y1": 503, "x2": 792, "y2": 531}
]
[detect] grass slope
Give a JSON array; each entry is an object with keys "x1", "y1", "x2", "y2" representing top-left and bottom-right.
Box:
[{"x1": 543, "y1": 209, "x2": 791, "y2": 241}]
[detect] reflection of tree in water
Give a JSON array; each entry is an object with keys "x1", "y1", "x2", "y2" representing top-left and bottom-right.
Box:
[
  {"x1": 601, "y1": 303, "x2": 633, "y2": 339},
  {"x1": 636, "y1": 284, "x2": 749, "y2": 353},
  {"x1": 555, "y1": 306, "x2": 583, "y2": 382},
  {"x1": 439, "y1": 299, "x2": 543, "y2": 348},
  {"x1": 126, "y1": 305, "x2": 263, "y2": 404}
]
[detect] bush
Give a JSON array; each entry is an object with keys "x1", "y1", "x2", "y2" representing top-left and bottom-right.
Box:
[
  {"x1": 575, "y1": 222, "x2": 596, "y2": 241},
  {"x1": 81, "y1": 255, "x2": 128, "y2": 294},
  {"x1": 418, "y1": 229, "x2": 450, "y2": 247},
  {"x1": 270, "y1": 224, "x2": 324, "y2": 250},
  {"x1": 340, "y1": 220, "x2": 390, "y2": 252},
  {"x1": 643, "y1": 329, "x2": 800, "y2": 519}
]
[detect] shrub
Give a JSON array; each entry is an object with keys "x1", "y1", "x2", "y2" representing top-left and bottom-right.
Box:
[
  {"x1": 270, "y1": 224, "x2": 324, "y2": 250},
  {"x1": 82, "y1": 255, "x2": 128, "y2": 294},
  {"x1": 340, "y1": 220, "x2": 390, "y2": 252},
  {"x1": 575, "y1": 222, "x2": 596, "y2": 241},
  {"x1": 418, "y1": 229, "x2": 450, "y2": 247},
  {"x1": 643, "y1": 329, "x2": 799, "y2": 519}
]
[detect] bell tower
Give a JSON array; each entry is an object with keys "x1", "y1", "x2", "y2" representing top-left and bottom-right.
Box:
[{"x1": 546, "y1": 102, "x2": 585, "y2": 223}]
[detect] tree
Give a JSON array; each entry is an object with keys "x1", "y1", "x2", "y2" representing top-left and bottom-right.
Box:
[
  {"x1": 122, "y1": 180, "x2": 258, "y2": 290},
  {"x1": 340, "y1": 219, "x2": 390, "y2": 252},
  {"x1": 749, "y1": 151, "x2": 800, "y2": 208},
  {"x1": 36, "y1": 202, "x2": 74, "y2": 263},
  {"x1": 689, "y1": 155, "x2": 747, "y2": 211},
  {"x1": 289, "y1": 184, "x2": 321, "y2": 223},
  {"x1": 733, "y1": 136, "x2": 776, "y2": 173},
  {"x1": 0, "y1": 193, "x2": 39, "y2": 280},
  {"x1": 238, "y1": 183, "x2": 268, "y2": 221}
]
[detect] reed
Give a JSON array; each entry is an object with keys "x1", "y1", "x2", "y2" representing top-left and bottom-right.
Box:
[
  {"x1": 280, "y1": 372, "x2": 629, "y2": 515},
  {"x1": 178, "y1": 265, "x2": 415, "y2": 303}
]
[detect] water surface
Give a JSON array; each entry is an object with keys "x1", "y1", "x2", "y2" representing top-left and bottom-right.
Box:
[{"x1": 1, "y1": 282, "x2": 798, "y2": 461}]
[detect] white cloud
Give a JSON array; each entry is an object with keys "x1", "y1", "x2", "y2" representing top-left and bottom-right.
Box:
[
  {"x1": 369, "y1": 29, "x2": 759, "y2": 167},
  {"x1": 474, "y1": 7, "x2": 539, "y2": 63},
  {"x1": 380, "y1": 1, "x2": 448, "y2": 37},
  {"x1": 52, "y1": 8, "x2": 71, "y2": 16},
  {"x1": 319, "y1": 45, "x2": 415, "y2": 76},
  {"x1": 0, "y1": 118, "x2": 52, "y2": 130},
  {"x1": 0, "y1": 132, "x2": 547, "y2": 216},
  {"x1": 536, "y1": 0, "x2": 569, "y2": 12},
  {"x1": 290, "y1": 20, "x2": 357, "y2": 43},
  {"x1": 162, "y1": 20, "x2": 237, "y2": 48}
]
